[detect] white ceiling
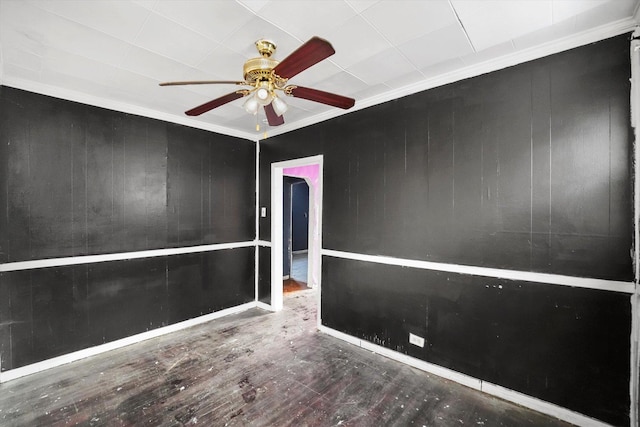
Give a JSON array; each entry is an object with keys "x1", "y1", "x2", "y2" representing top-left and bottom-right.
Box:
[{"x1": 0, "y1": 0, "x2": 638, "y2": 141}]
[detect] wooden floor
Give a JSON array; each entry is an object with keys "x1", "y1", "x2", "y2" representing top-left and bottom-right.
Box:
[{"x1": 0, "y1": 289, "x2": 572, "y2": 427}]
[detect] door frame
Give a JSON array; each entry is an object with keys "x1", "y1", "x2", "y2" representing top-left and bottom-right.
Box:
[{"x1": 270, "y1": 155, "x2": 323, "y2": 324}]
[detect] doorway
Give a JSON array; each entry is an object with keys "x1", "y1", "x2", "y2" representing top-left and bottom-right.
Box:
[
  {"x1": 270, "y1": 155, "x2": 323, "y2": 326},
  {"x1": 283, "y1": 177, "x2": 310, "y2": 292}
]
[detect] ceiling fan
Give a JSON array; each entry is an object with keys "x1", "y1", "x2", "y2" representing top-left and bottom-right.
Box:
[{"x1": 159, "y1": 36, "x2": 355, "y2": 127}]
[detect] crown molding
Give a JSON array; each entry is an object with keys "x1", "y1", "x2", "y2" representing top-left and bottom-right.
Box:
[
  {"x1": 1, "y1": 76, "x2": 258, "y2": 142},
  {"x1": 263, "y1": 16, "x2": 638, "y2": 140}
]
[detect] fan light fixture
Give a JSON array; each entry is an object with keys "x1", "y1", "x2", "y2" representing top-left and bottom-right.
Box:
[
  {"x1": 159, "y1": 36, "x2": 355, "y2": 129},
  {"x1": 242, "y1": 96, "x2": 259, "y2": 114},
  {"x1": 242, "y1": 89, "x2": 287, "y2": 115},
  {"x1": 272, "y1": 95, "x2": 288, "y2": 116},
  {"x1": 242, "y1": 83, "x2": 288, "y2": 116}
]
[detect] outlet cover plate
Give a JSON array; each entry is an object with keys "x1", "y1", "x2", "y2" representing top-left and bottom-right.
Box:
[{"x1": 409, "y1": 333, "x2": 425, "y2": 348}]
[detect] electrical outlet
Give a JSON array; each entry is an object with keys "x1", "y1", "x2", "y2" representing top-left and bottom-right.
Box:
[{"x1": 409, "y1": 333, "x2": 425, "y2": 348}]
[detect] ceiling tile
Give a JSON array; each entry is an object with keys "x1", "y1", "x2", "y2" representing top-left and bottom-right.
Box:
[
  {"x1": 362, "y1": 0, "x2": 457, "y2": 45},
  {"x1": 134, "y1": 12, "x2": 217, "y2": 67},
  {"x1": 30, "y1": 0, "x2": 151, "y2": 43},
  {"x1": 152, "y1": 1, "x2": 255, "y2": 43},
  {"x1": 459, "y1": 40, "x2": 515, "y2": 66},
  {"x1": 120, "y1": 45, "x2": 197, "y2": 83},
  {"x1": 382, "y1": 70, "x2": 424, "y2": 90},
  {"x1": 132, "y1": 1, "x2": 158, "y2": 11},
  {"x1": 347, "y1": 47, "x2": 417, "y2": 85},
  {"x1": 106, "y1": 68, "x2": 164, "y2": 98},
  {"x1": 196, "y1": 44, "x2": 252, "y2": 80},
  {"x1": 345, "y1": 0, "x2": 380, "y2": 13},
  {"x1": 574, "y1": 0, "x2": 638, "y2": 29},
  {"x1": 222, "y1": 110, "x2": 267, "y2": 133},
  {"x1": 3, "y1": 47, "x2": 42, "y2": 72},
  {"x1": 6, "y1": 8, "x2": 133, "y2": 68},
  {"x1": 287, "y1": 59, "x2": 345, "y2": 88},
  {"x1": 223, "y1": 15, "x2": 301, "y2": 58},
  {"x1": 350, "y1": 82, "x2": 392, "y2": 100},
  {"x1": 420, "y1": 57, "x2": 466, "y2": 79},
  {"x1": 324, "y1": 15, "x2": 392, "y2": 69},
  {"x1": 310, "y1": 71, "x2": 369, "y2": 98},
  {"x1": 257, "y1": 1, "x2": 357, "y2": 41},
  {"x1": 511, "y1": 15, "x2": 576, "y2": 50},
  {"x1": 398, "y1": 23, "x2": 473, "y2": 70},
  {"x1": 3, "y1": 62, "x2": 42, "y2": 83},
  {"x1": 236, "y1": 0, "x2": 271, "y2": 15},
  {"x1": 41, "y1": 47, "x2": 118, "y2": 86},
  {"x1": 451, "y1": 0, "x2": 553, "y2": 51},
  {"x1": 552, "y1": 0, "x2": 607, "y2": 23}
]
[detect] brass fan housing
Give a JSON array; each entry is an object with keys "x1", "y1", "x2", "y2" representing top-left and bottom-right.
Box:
[
  {"x1": 243, "y1": 56, "x2": 278, "y2": 83},
  {"x1": 242, "y1": 39, "x2": 288, "y2": 86},
  {"x1": 255, "y1": 39, "x2": 276, "y2": 57}
]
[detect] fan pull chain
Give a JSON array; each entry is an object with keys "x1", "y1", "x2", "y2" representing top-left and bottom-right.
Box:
[{"x1": 255, "y1": 112, "x2": 260, "y2": 132}]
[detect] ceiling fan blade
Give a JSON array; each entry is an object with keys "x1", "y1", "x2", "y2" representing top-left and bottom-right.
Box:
[
  {"x1": 185, "y1": 91, "x2": 247, "y2": 116},
  {"x1": 286, "y1": 86, "x2": 355, "y2": 109},
  {"x1": 273, "y1": 36, "x2": 335, "y2": 80},
  {"x1": 264, "y1": 103, "x2": 285, "y2": 126},
  {"x1": 160, "y1": 80, "x2": 246, "y2": 87}
]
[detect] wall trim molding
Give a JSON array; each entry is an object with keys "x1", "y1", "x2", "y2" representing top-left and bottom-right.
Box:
[
  {"x1": 0, "y1": 241, "x2": 258, "y2": 272},
  {"x1": 255, "y1": 301, "x2": 274, "y2": 312},
  {"x1": 318, "y1": 325, "x2": 611, "y2": 427},
  {"x1": 0, "y1": 78, "x2": 257, "y2": 142},
  {"x1": 262, "y1": 18, "x2": 637, "y2": 140},
  {"x1": 630, "y1": 30, "x2": 640, "y2": 427},
  {"x1": 322, "y1": 249, "x2": 635, "y2": 294},
  {"x1": 255, "y1": 140, "x2": 261, "y2": 302},
  {"x1": 0, "y1": 301, "x2": 258, "y2": 383}
]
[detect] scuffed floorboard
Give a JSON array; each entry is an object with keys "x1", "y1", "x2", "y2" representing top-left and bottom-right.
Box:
[{"x1": 0, "y1": 290, "x2": 571, "y2": 426}]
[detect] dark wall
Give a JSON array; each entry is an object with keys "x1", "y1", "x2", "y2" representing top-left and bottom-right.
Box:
[
  {"x1": 283, "y1": 176, "x2": 295, "y2": 277},
  {"x1": 322, "y1": 256, "x2": 631, "y2": 425},
  {"x1": 0, "y1": 248, "x2": 254, "y2": 370},
  {"x1": 282, "y1": 176, "x2": 309, "y2": 276},
  {"x1": 258, "y1": 246, "x2": 271, "y2": 303},
  {"x1": 0, "y1": 87, "x2": 256, "y2": 371},
  {"x1": 259, "y1": 35, "x2": 633, "y2": 426},
  {"x1": 0, "y1": 87, "x2": 255, "y2": 262},
  {"x1": 260, "y1": 36, "x2": 632, "y2": 282},
  {"x1": 291, "y1": 180, "x2": 309, "y2": 251}
]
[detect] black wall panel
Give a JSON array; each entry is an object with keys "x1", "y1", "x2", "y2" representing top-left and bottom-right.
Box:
[
  {"x1": 167, "y1": 125, "x2": 255, "y2": 246},
  {"x1": 0, "y1": 247, "x2": 254, "y2": 371},
  {"x1": 167, "y1": 248, "x2": 254, "y2": 324},
  {"x1": 259, "y1": 34, "x2": 634, "y2": 426},
  {"x1": 87, "y1": 258, "x2": 168, "y2": 344},
  {"x1": 0, "y1": 87, "x2": 257, "y2": 373},
  {"x1": 0, "y1": 86, "x2": 256, "y2": 262},
  {"x1": 258, "y1": 246, "x2": 271, "y2": 304},
  {"x1": 322, "y1": 256, "x2": 631, "y2": 426},
  {"x1": 260, "y1": 35, "x2": 632, "y2": 281}
]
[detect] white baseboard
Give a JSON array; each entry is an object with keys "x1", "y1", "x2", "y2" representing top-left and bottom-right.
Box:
[
  {"x1": 318, "y1": 325, "x2": 612, "y2": 427},
  {"x1": 0, "y1": 301, "x2": 257, "y2": 383},
  {"x1": 256, "y1": 301, "x2": 275, "y2": 312}
]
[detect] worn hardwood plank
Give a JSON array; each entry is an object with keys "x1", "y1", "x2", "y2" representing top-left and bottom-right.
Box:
[{"x1": 0, "y1": 290, "x2": 571, "y2": 426}]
